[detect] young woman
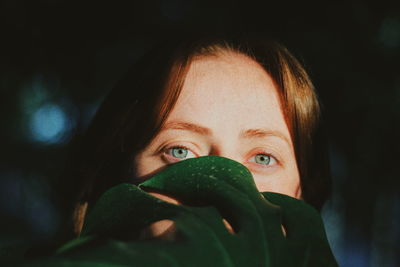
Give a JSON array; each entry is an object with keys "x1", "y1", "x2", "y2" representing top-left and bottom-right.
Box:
[{"x1": 64, "y1": 33, "x2": 331, "y2": 239}]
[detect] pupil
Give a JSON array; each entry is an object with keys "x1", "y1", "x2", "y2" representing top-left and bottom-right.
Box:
[
  {"x1": 256, "y1": 154, "x2": 270, "y2": 165},
  {"x1": 173, "y1": 147, "x2": 187, "y2": 158}
]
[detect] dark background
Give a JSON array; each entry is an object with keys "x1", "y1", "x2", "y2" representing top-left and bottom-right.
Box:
[{"x1": 1, "y1": 0, "x2": 399, "y2": 266}]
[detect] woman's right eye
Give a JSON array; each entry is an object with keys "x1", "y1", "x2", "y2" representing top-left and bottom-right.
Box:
[{"x1": 163, "y1": 146, "x2": 197, "y2": 161}]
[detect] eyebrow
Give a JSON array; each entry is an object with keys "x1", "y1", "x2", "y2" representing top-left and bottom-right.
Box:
[{"x1": 160, "y1": 121, "x2": 291, "y2": 145}]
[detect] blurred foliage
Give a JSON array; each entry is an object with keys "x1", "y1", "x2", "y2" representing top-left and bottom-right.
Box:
[{"x1": 1, "y1": 0, "x2": 399, "y2": 266}]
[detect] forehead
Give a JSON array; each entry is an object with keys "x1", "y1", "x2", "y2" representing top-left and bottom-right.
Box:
[{"x1": 165, "y1": 51, "x2": 292, "y2": 143}]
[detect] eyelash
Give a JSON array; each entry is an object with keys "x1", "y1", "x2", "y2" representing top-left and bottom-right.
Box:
[
  {"x1": 162, "y1": 144, "x2": 198, "y2": 163},
  {"x1": 161, "y1": 144, "x2": 279, "y2": 168}
]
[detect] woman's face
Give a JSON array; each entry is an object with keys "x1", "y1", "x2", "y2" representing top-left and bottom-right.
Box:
[{"x1": 134, "y1": 51, "x2": 301, "y2": 204}]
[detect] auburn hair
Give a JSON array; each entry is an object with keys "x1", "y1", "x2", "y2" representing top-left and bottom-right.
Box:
[{"x1": 62, "y1": 33, "x2": 331, "y2": 237}]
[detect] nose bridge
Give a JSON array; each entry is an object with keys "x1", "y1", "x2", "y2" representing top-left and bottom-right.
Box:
[{"x1": 208, "y1": 141, "x2": 241, "y2": 164}]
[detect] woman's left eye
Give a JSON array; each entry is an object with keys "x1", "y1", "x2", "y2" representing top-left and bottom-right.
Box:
[{"x1": 249, "y1": 153, "x2": 277, "y2": 166}]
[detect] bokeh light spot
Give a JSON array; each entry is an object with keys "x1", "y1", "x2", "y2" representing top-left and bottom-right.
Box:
[{"x1": 29, "y1": 103, "x2": 68, "y2": 144}]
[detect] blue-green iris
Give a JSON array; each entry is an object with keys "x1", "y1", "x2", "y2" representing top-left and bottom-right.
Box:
[
  {"x1": 171, "y1": 147, "x2": 189, "y2": 159},
  {"x1": 254, "y1": 154, "x2": 271, "y2": 165}
]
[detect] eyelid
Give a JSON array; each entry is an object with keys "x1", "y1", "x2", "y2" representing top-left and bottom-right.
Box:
[
  {"x1": 161, "y1": 143, "x2": 200, "y2": 163},
  {"x1": 164, "y1": 143, "x2": 199, "y2": 155},
  {"x1": 246, "y1": 149, "x2": 281, "y2": 169},
  {"x1": 158, "y1": 142, "x2": 282, "y2": 168},
  {"x1": 155, "y1": 141, "x2": 198, "y2": 155}
]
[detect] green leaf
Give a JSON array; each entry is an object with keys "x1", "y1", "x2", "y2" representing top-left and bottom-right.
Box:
[{"x1": 23, "y1": 156, "x2": 337, "y2": 267}]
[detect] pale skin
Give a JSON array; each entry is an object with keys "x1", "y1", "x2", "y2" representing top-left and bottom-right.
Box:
[{"x1": 134, "y1": 51, "x2": 300, "y2": 238}]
